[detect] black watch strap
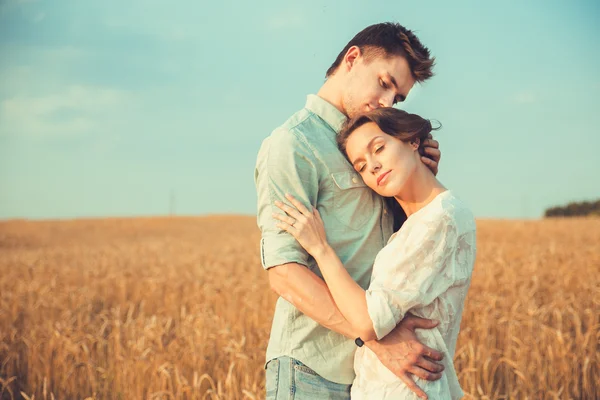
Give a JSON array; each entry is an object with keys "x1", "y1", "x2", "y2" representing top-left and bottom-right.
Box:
[{"x1": 355, "y1": 337, "x2": 364, "y2": 347}]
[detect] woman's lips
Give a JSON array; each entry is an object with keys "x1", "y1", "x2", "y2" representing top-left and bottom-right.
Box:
[{"x1": 377, "y1": 170, "x2": 391, "y2": 186}]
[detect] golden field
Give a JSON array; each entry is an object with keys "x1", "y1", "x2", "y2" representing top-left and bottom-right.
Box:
[{"x1": 0, "y1": 216, "x2": 598, "y2": 399}]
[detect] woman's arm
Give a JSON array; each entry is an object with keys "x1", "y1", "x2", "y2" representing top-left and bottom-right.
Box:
[
  {"x1": 311, "y1": 245, "x2": 379, "y2": 341},
  {"x1": 273, "y1": 193, "x2": 379, "y2": 341},
  {"x1": 274, "y1": 194, "x2": 470, "y2": 342}
]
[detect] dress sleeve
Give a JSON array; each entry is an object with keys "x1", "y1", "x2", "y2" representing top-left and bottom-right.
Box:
[{"x1": 365, "y1": 211, "x2": 461, "y2": 340}]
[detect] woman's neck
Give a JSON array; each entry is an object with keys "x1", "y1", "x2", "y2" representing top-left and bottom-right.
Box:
[{"x1": 394, "y1": 162, "x2": 446, "y2": 218}]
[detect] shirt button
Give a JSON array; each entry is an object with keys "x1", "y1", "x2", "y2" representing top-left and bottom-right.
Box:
[{"x1": 352, "y1": 177, "x2": 358, "y2": 184}]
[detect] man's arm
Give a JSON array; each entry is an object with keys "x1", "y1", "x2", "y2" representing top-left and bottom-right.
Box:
[{"x1": 268, "y1": 262, "x2": 356, "y2": 338}]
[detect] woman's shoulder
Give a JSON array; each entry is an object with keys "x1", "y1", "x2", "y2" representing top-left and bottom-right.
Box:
[
  {"x1": 437, "y1": 191, "x2": 476, "y2": 234},
  {"x1": 411, "y1": 191, "x2": 475, "y2": 234},
  {"x1": 389, "y1": 191, "x2": 476, "y2": 245}
]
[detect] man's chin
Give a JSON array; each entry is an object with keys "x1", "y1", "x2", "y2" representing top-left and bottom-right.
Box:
[{"x1": 346, "y1": 108, "x2": 367, "y2": 119}]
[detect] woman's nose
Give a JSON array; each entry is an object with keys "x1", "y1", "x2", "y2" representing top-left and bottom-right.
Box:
[{"x1": 370, "y1": 161, "x2": 382, "y2": 173}]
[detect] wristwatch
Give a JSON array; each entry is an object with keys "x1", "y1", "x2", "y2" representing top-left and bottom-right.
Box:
[{"x1": 355, "y1": 337, "x2": 364, "y2": 347}]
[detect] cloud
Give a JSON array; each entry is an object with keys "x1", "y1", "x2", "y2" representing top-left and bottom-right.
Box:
[
  {"x1": 513, "y1": 90, "x2": 536, "y2": 104},
  {"x1": 0, "y1": 85, "x2": 130, "y2": 137}
]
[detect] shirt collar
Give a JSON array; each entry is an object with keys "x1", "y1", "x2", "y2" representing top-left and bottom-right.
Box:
[{"x1": 305, "y1": 94, "x2": 347, "y2": 133}]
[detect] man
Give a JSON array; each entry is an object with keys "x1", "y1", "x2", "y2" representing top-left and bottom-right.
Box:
[{"x1": 255, "y1": 22, "x2": 443, "y2": 399}]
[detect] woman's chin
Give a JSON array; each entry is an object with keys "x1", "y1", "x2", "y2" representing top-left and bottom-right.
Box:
[{"x1": 373, "y1": 187, "x2": 393, "y2": 197}]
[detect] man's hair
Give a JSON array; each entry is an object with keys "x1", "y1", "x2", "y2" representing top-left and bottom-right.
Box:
[{"x1": 325, "y1": 22, "x2": 435, "y2": 83}]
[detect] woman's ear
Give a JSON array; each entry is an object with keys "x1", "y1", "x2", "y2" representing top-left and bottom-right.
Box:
[{"x1": 409, "y1": 138, "x2": 421, "y2": 151}]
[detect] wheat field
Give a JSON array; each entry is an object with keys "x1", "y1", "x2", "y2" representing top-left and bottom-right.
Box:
[{"x1": 0, "y1": 216, "x2": 598, "y2": 399}]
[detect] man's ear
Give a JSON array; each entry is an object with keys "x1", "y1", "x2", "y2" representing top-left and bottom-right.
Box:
[{"x1": 343, "y1": 46, "x2": 362, "y2": 72}]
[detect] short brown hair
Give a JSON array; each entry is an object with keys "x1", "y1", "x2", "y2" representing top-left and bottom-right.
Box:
[{"x1": 326, "y1": 22, "x2": 435, "y2": 83}]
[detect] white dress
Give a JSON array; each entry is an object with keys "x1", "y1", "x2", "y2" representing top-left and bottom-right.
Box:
[{"x1": 351, "y1": 190, "x2": 477, "y2": 400}]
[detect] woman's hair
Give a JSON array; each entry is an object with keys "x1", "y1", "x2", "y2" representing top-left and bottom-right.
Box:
[{"x1": 337, "y1": 107, "x2": 440, "y2": 230}]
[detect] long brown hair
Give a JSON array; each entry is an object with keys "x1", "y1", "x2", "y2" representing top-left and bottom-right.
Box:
[{"x1": 337, "y1": 107, "x2": 440, "y2": 230}]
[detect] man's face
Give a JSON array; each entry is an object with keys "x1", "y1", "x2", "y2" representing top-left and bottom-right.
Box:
[{"x1": 341, "y1": 53, "x2": 415, "y2": 118}]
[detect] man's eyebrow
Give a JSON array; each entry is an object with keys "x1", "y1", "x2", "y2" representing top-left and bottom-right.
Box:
[
  {"x1": 388, "y1": 74, "x2": 406, "y2": 103},
  {"x1": 351, "y1": 136, "x2": 382, "y2": 165}
]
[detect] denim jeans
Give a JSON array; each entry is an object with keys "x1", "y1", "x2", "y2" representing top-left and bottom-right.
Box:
[{"x1": 265, "y1": 356, "x2": 351, "y2": 400}]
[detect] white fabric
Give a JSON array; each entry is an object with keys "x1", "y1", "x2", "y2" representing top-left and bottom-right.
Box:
[{"x1": 351, "y1": 191, "x2": 477, "y2": 400}]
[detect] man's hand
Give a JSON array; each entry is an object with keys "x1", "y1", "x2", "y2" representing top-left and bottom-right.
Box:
[
  {"x1": 420, "y1": 133, "x2": 440, "y2": 176},
  {"x1": 366, "y1": 314, "x2": 444, "y2": 400}
]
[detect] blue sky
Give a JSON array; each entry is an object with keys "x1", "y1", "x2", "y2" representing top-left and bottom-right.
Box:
[{"x1": 1, "y1": 0, "x2": 598, "y2": 220}]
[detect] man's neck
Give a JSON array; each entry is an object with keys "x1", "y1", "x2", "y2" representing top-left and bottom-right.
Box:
[{"x1": 317, "y1": 78, "x2": 347, "y2": 117}]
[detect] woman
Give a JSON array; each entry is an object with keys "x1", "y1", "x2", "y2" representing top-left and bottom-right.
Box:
[{"x1": 272, "y1": 108, "x2": 476, "y2": 399}]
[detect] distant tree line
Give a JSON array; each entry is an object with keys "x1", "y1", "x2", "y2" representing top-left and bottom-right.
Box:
[{"x1": 544, "y1": 199, "x2": 600, "y2": 217}]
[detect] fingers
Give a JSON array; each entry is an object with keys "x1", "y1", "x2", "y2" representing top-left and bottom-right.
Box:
[
  {"x1": 404, "y1": 314, "x2": 439, "y2": 330},
  {"x1": 422, "y1": 146, "x2": 440, "y2": 160},
  {"x1": 272, "y1": 212, "x2": 296, "y2": 226},
  {"x1": 313, "y1": 207, "x2": 322, "y2": 219},
  {"x1": 284, "y1": 193, "x2": 311, "y2": 216},
  {"x1": 274, "y1": 200, "x2": 303, "y2": 220},
  {"x1": 422, "y1": 138, "x2": 439, "y2": 149},
  {"x1": 397, "y1": 373, "x2": 428, "y2": 399},
  {"x1": 420, "y1": 156, "x2": 439, "y2": 175},
  {"x1": 275, "y1": 222, "x2": 299, "y2": 236},
  {"x1": 422, "y1": 346, "x2": 444, "y2": 361},
  {"x1": 408, "y1": 365, "x2": 442, "y2": 382},
  {"x1": 416, "y1": 356, "x2": 444, "y2": 373}
]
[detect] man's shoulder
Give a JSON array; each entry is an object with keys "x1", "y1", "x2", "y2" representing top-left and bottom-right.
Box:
[
  {"x1": 262, "y1": 107, "x2": 330, "y2": 153},
  {"x1": 270, "y1": 105, "x2": 333, "y2": 143}
]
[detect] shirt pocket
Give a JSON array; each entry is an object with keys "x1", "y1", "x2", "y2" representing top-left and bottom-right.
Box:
[{"x1": 330, "y1": 170, "x2": 376, "y2": 231}]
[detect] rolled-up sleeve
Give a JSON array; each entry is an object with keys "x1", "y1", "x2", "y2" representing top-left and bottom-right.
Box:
[
  {"x1": 254, "y1": 128, "x2": 319, "y2": 270},
  {"x1": 365, "y1": 213, "x2": 460, "y2": 340}
]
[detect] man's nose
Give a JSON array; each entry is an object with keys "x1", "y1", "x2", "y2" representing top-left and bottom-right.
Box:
[{"x1": 378, "y1": 92, "x2": 395, "y2": 108}]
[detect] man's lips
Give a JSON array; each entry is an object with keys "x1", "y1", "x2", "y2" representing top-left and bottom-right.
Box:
[{"x1": 377, "y1": 170, "x2": 391, "y2": 186}]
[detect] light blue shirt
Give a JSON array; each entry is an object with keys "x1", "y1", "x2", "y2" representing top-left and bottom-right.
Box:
[{"x1": 254, "y1": 94, "x2": 394, "y2": 384}]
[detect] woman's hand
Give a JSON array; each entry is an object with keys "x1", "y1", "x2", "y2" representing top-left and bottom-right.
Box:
[{"x1": 273, "y1": 194, "x2": 329, "y2": 257}]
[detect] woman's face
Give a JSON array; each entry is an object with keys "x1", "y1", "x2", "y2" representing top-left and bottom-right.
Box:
[{"x1": 345, "y1": 122, "x2": 419, "y2": 197}]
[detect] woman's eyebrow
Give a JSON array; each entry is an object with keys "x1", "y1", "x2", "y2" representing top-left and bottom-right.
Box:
[{"x1": 351, "y1": 136, "x2": 383, "y2": 165}]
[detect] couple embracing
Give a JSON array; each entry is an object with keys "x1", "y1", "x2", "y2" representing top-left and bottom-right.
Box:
[{"x1": 254, "y1": 22, "x2": 476, "y2": 400}]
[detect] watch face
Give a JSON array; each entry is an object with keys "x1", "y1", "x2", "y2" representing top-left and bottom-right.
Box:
[{"x1": 355, "y1": 337, "x2": 364, "y2": 347}]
